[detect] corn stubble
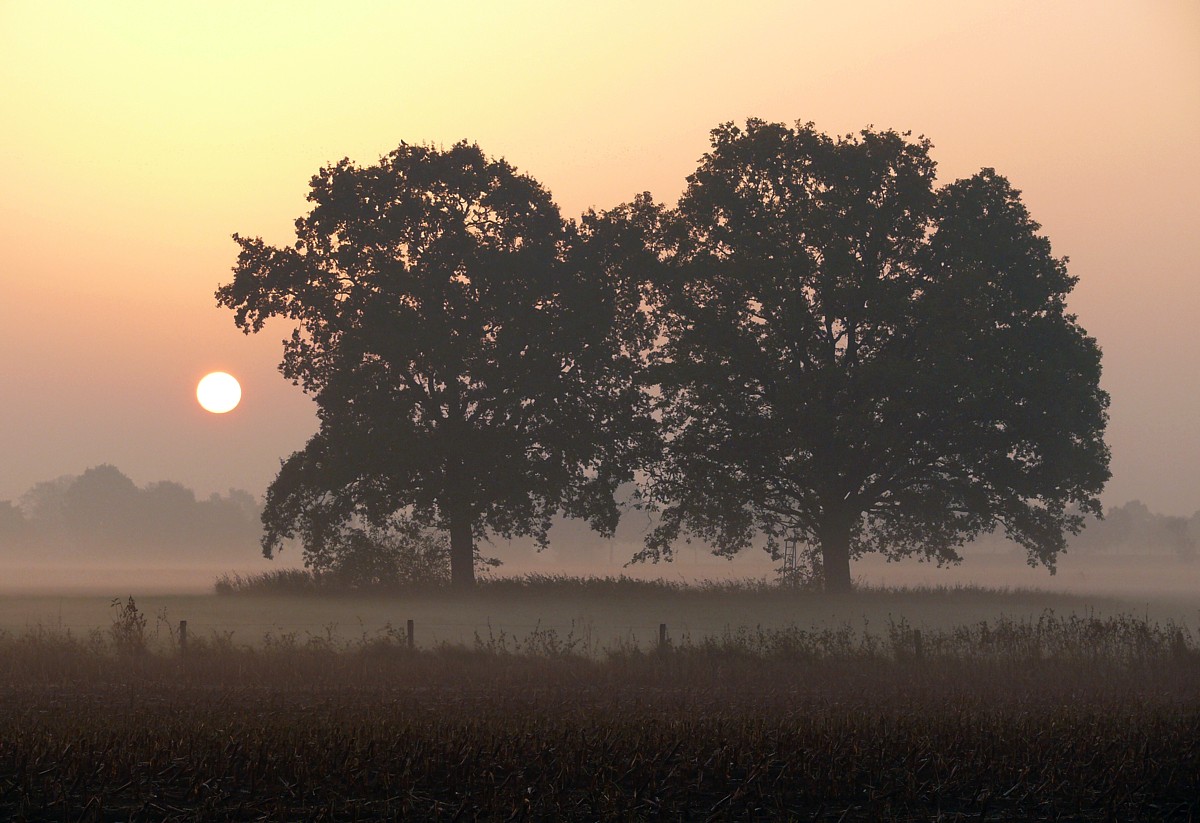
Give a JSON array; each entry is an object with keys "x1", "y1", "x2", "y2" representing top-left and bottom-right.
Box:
[{"x1": 1, "y1": 610, "x2": 1197, "y2": 820}]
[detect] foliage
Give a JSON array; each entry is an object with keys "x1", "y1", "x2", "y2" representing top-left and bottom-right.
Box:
[
  {"x1": 214, "y1": 568, "x2": 319, "y2": 596},
  {"x1": 108, "y1": 596, "x2": 147, "y2": 657},
  {"x1": 1073, "y1": 500, "x2": 1198, "y2": 558},
  {"x1": 0, "y1": 501, "x2": 27, "y2": 540},
  {"x1": 217, "y1": 142, "x2": 655, "y2": 586},
  {"x1": 213, "y1": 569, "x2": 786, "y2": 597},
  {"x1": 311, "y1": 523, "x2": 453, "y2": 587},
  {"x1": 5, "y1": 464, "x2": 261, "y2": 559},
  {"x1": 640, "y1": 120, "x2": 1111, "y2": 591},
  {"x1": 302, "y1": 521, "x2": 498, "y2": 589}
]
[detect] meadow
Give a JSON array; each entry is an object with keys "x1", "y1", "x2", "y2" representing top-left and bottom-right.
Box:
[
  {"x1": 1, "y1": 577, "x2": 1198, "y2": 820},
  {"x1": 0, "y1": 577, "x2": 1182, "y2": 654},
  {"x1": 4, "y1": 550, "x2": 1199, "y2": 652}
]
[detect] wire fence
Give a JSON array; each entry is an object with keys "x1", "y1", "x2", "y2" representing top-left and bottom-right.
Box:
[{"x1": 4, "y1": 612, "x2": 741, "y2": 652}]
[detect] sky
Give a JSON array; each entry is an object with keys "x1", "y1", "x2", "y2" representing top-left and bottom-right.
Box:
[{"x1": 2, "y1": 1, "x2": 1198, "y2": 516}]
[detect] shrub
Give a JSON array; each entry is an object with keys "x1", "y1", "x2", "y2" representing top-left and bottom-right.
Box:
[{"x1": 108, "y1": 596, "x2": 147, "y2": 657}]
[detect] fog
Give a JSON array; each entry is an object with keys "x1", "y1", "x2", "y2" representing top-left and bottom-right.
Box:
[
  {"x1": 0, "y1": 464, "x2": 282, "y2": 594},
  {"x1": 4, "y1": 546, "x2": 1200, "y2": 599},
  {"x1": 2, "y1": 464, "x2": 1196, "y2": 598},
  {"x1": 2, "y1": 7, "x2": 1195, "y2": 819}
]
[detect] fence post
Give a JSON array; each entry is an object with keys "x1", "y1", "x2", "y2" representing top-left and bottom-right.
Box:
[
  {"x1": 913, "y1": 629, "x2": 923, "y2": 661},
  {"x1": 406, "y1": 619, "x2": 415, "y2": 650},
  {"x1": 179, "y1": 620, "x2": 188, "y2": 655},
  {"x1": 659, "y1": 622, "x2": 668, "y2": 652}
]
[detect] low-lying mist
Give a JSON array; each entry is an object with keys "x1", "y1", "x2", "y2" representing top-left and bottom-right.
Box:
[
  {"x1": 2, "y1": 541, "x2": 1199, "y2": 599},
  {"x1": 2, "y1": 464, "x2": 1198, "y2": 598}
]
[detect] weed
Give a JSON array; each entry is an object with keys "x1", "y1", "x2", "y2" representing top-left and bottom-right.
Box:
[{"x1": 108, "y1": 595, "x2": 147, "y2": 657}]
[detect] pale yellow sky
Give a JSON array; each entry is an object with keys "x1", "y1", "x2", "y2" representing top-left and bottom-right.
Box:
[{"x1": 2, "y1": 1, "x2": 1198, "y2": 513}]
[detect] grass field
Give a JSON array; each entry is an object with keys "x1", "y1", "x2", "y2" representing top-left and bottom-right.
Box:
[
  {"x1": 1, "y1": 570, "x2": 1196, "y2": 654},
  {"x1": 1, "y1": 578, "x2": 1197, "y2": 819}
]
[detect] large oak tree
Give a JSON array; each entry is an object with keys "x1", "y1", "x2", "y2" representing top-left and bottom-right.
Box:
[
  {"x1": 640, "y1": 120, "x2": 1110, "y2": 592},
  {"x1": 217, "y1": 142, "x2": 653, "y2": 587}
]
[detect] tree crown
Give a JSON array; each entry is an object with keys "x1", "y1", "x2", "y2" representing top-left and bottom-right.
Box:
[{"x1": 641, "y1": 120, "x2": 1109, "y2": 574}]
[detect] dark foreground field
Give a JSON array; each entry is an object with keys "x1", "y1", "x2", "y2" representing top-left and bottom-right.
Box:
[{"x1": 2, "y1": 602, "x2": 1198, "y2": 821}]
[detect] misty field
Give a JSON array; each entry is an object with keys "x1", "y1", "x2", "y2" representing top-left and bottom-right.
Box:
[
  {"x1": 3, "y1": 558, "x2": 1199, "y2": 652},
  {"x1": 1, "y1": 583, "x2": 1198, "y2": 820}
]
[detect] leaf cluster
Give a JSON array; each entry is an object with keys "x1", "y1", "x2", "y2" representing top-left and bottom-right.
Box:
[
  {"x1": 640, "y1": 120, "x2": 1110, "y2": 571},
  {"x1": 217, "y1": 123, "x2": 1110, "y2": 580},
  {"x1": 218, "y1": 143, "x2": 657, "y2": 561}
]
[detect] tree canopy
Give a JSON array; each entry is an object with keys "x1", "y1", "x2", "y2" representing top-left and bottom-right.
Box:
[
  {"x1": 4, "y1": 465, "x2": 261, "y2": 558},
  {"x1": 217, "y1": 142, "x2": 654, "y2": 587},
  {"x1": 639, "y1": 120, "x2": 1110, "y2": 591}
]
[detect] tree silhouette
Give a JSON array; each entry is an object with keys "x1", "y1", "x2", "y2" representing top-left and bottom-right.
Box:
[
  {"x1": 60, "y1": 464, "x2": 140, "y2": 548},
  {"x1": 1072, "y1": 500, "x2": 1196, "y2": 559},
  {"x1": 640, "y1": 120, "x2": 1110, "y2": 592},
  {"x1": 9, "y1": 466, "x2": 261, "y2": 558},
  {"x1": 0, "y1": 501, "x2": 27, "y2": 544},
  {"x1": 217, "y1": 142, "x2": 653, "y2": 587}
]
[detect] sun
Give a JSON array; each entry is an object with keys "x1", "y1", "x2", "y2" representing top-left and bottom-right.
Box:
[{"x1": 196, "y1": 372, "x2": 242, "y2": 414}]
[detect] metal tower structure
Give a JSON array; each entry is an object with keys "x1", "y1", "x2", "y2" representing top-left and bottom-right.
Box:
[{"x1": 782, "y1": 529, "x2": 800, "y2": 575}]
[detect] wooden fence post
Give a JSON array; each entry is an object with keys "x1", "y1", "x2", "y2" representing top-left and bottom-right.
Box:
[
  {"x1": 913, "y1": 629, "x2": 923, "y2": 660},
  {"x1": 179, "y1": 620, "x2": 188, "y2": 655},
  {"x1": 659, "y1": 622, "x2": 668, "y2": 652},
  {"x1": 406, "y1": 619, "x2": 415, "y2": 650}
]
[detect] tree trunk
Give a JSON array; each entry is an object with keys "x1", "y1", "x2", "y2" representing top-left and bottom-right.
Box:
[
  {"x1": 448, "y1": 508, "x2": 476, "y2": 589},
  {"x1": 819, "y1": 517, "x2": 853, "y2": 594}
]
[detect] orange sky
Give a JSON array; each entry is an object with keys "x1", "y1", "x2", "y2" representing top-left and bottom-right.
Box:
[{"x1": 2, "y1": 2, "x2": 1198, "y2": 514}]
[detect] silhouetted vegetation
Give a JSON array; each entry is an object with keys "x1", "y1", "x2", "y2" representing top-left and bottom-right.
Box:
[
  {"x1": 0, "y1": 598, "x2": 1195, "y2": 819},
  {"x1": 639, "y1": 120, "x2": 1110, "y2": 592},
  {"x1": 1074, "y1": 500, "x2": 1198, "y2": 558},
  {"x1": 213, "y1": 568, "x2": 1102, "y2": 604},
  {"x1": 217, "y1": 121, "x2": 1111, "y2": 592},
  {"x1": 964, "y1": 499, "x2": 1200, "y2": 561},
  {"x1": 0, "y1": 502, "x2": 28, "y2": 541},
  {"x1": 213, "y1": 569, "x2": 796, "y2": 597},
  {"x1": 214, "y1": 568, "x2": 319, "y2": 595},
  {"x1": 0, "y1": 464, "x2": 260, "y2": 560},
  {"x1": 218, "y1": 142, "x2": 654, "y2": 588}
]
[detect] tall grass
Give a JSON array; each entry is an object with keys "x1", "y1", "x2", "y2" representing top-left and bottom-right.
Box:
[
  {"x1": 1, "y1": 596, "x2": 1194, "y2": 683},
  {"x1": 213, "y1": 569, "x2": 779, "y2": 596},
  {"x1": 214, "y1": 568, "x2": 1103, "y2": 603},
  {"x1": 214, "y1": 568, "x2": 320, "y2": 595},
  {"x1": 1, "y1": 597, "x2": 1197, "y2": 819}
]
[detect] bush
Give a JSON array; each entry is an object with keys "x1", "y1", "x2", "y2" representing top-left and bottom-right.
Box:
[
  {"x1": 108, "y1": 596, "x2": 148, "y2": 657},
  {"x1": 326, "y1": 526, "x2": 452, "y2": 587}
]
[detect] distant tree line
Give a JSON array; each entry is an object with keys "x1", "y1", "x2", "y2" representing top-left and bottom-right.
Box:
[
  {"x1": 965, "y1": 500, "x2": 1198, "y2": 560},
  {"x1": 0, "y1": 464, "x2": 262, "y2": 561},
  {"x1": 0, "y1": 465, "x2": 1191, "y2": 579},
  {"x1": 218, "y1": 120, "x2": 1112, "y2": 591},
  {"x1": 1072, "y1": 501, "x2": 1198, "y2": 559}
]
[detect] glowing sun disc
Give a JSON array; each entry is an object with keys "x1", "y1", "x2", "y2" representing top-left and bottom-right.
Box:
[{"x1": 197, "y1": 372, "x2": 242, "y2": 414}]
